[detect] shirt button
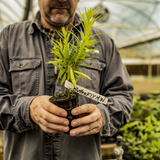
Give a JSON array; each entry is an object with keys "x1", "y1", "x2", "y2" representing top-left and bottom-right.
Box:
[
  {"x1": 18, "y1": 64, "x2": 23, "y2": 68},
  {"x1": 45, "y1": 136, "x2": 51, "y2": 142},
  {"x1": 102, "y1": 129, "x2": 107, "y2": 134}
]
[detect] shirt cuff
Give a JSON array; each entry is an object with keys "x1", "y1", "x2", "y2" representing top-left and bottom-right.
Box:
[
  {"x1": 97, "y1": 103, "x2": 117, "y2": 137},
  {"x1": 14, "y1": 96, "x2": 36, "y2": 132}
]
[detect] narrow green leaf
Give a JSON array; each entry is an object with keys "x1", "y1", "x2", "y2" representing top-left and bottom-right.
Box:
[
  {"x1": 54, "y1": 59, "x2": 66, "y2": 67},
  {"x1": 47, "y1": 61, "x2": 62, "y2": 70},
  {"x1": 75, "y1": 78, "x2": 79, "y2": 83},
  {"x1": 61, "y1": 73, "x2": 66, "y2": 85},
  {"x1": 51, "y1": 49, "x2": 63, "y2": 59},
  {"x1": 69, "y1": 66, "x2": 76, "y2": 87},
  {"x1": 55, "y1": 30, "x2": 64, "y2": 40},
  {"x1": 68, "y1": 30, "x2": 80, "y2": 44},
  {"x1": 58, "y1": 68, "x2": 66, "y2": 78},
  {"x1": 74, "y1": 70, "x2": 92, "y2": 80},
  {"x1": 67, "y1": 66, "x2": 70, "y2": 81}
]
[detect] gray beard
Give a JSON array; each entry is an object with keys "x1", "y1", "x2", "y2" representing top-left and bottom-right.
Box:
[
  {"x1": 44, "y1": 11, "x2": 72, "y2": 27},
  {"x1": 47, "y1": 16, "x2": 72, "y2": 27}
]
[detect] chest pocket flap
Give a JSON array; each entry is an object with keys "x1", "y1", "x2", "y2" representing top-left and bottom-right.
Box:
[
  {"x1": 83, "y1": 59, "x2": 106, "y2": 71},
  {"x1": 9, "y1": 59, "x2": 41, "y2": 72}
]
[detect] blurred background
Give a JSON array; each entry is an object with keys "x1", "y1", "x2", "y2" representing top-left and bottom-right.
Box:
[{"x1": 0, "y1": 0, "x2": 160, "y2": 160}]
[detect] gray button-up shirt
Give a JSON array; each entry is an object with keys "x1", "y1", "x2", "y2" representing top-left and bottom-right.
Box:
[{"x1": 0, "y1": 11, "x2": 134, "y2": 160}]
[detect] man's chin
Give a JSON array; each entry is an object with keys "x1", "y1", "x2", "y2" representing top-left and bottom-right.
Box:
[
  {"x1": 52, "y1": 14, "x2": 69, "y2": 21},
  {"x1": 50, "y1": 17, "x2": 70, "y2": 27}
]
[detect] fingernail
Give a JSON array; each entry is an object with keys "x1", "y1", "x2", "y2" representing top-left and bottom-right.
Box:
[
  {"x1": 73, "y1": 121, "x2": 77, "y2": 127},
  {"x1": 61, "y1": 112, "x2": 66, "y2": 117},
  {"x1": 63, "y1": 121, "x2": 68, "y2": 126},
  {"x1": 63, "y1": 127, "x2": 68, "y2": 132},
  {"x1": 73, "y1": 109, "x2": 77, "y2": 115},
  {"x1": 72, "y1": 131, "x2": 76, "y2": 136}
]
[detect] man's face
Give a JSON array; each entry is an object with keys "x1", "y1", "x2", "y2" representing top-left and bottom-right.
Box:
[{"x1": 38, "y1": 0, "x2": 79, "y2": 27}]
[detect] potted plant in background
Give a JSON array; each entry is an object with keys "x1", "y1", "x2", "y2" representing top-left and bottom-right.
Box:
[
  {"x1": 121, "y1": 92, "x2": 160, "y2": 160},
  {"x1": 47, "y1": 8, "x2": 102, "y2": 134}
]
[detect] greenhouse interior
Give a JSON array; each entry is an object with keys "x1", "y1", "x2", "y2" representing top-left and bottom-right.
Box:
[{"x1": 0, "y1": 0, "x2": 160, "y2": 160}]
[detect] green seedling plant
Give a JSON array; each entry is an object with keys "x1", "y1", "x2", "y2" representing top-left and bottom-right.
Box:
[
  {"x1": 121, "y1": 115, "x2": 160, "y2": 160},
  {"x1": 47, "y1": 8, "x2": 102, "y2": 88},
  {"x1": 121, "y1": 92, "x2": 160, "y2": 160},
  {"x1": 131, "y1": 93, "x2": 160, "y2": 122}
]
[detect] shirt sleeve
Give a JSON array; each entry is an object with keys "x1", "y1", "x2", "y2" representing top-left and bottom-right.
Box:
[
  {"x1": 96, "y1": 34, "x2": 134, "y2": 137},
  {"x1": 0, "y1": 27, "x2": 35, "y2": 133}
]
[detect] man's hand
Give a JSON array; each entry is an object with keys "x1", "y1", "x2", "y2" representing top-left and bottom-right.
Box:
[
  {"x1": 30, "y1": 96, "x2": 69, "y2": 133},
  {"x1": 70, "y1": 104, "x2": 103, "y2": 137}
]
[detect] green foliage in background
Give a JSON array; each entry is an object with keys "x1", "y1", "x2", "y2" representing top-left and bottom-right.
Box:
[
  {"x1": 131, "y1": 94, "x2": 160, "y2": 122},
  {"x1": 121, "y1": 93, "x2": 160, "y2": 160},
  {"x1": 47, "y1": 8, "x2": 102, "y2": 87}
]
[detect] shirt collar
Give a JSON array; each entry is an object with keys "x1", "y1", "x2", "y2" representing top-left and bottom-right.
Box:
[
  {"x1": 28, "y1": 11, "x2": 42, "y2": 34},
  {"x1": 29, "y1": 11, "x2": 83, "y2": 35}
]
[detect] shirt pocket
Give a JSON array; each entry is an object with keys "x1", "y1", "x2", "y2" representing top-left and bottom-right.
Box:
[
  {"x1": 9, "y1": 58, "x2": 41, "y2": 96},
  {"x1": 77, "y1": 59, "x2": 106, "y2": 94}
]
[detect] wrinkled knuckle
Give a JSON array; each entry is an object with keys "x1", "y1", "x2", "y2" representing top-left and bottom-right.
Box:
[
  {"x1": 86, "y1": 105, "x2": 91, "y2": 112},
  {"x1": 43, "y1": 113, "x2": 48, "y2": 120},
  {"x1": 98, "y1": 121, "x2": 102, "y2": 128},
  {"x1": 97, "y1": 119, "x2": 101, "y2": 125},
  {"x1": 34, "y1": 107, "x2": 39, "y2": 112},
  {"x1": 98, "y1": 124, "x2": 101, "y2": 130},
  {"x1": 43, "y1": 121, "x2": 49, "y2": 128},
  {"x1": 43, "y1": 127, "x2": 49, "y2": 133},
  {"x1": 88, "y1": 124, "x2": 92, "y2": 131},
  {"x1": 96, "y1": 128, "x2": 100, "y2": 133},
  {"x1": 33, "y1": 113, "x2": 37, "y2": 118},
  {"x1": 39, "y1": 99, "x2": 43, "y2": 104},
  {"x1": 98, "y1": 122, "x2": 102, "y2": 130},
  {"x1": 45, "y1": 104, "x2": 50, "y2": 111},
  {"x1": 89, "y1": 130, "x2": 93, "y2": 135},
  {"x1": 91, "y1": 115, "x2": 97, "y2": 122},
  {"x1": 59, "y1": 117, "x2": 65, "y2": 125},
  {"x1": 77, "y1": 119, "x2": 82, "y2": 126},
  {"x1": 97, "y1": 111, "x2": 101, "y2": 117},
  {"x1": 100, "y1": 119, "x2": 103, "y2": 126},
  {"x1": 37, "y1": 120, "x2": 41, "y2": 124},
  {"x1": 57, "y1": 126, "x2": 62, "y2": 132}
]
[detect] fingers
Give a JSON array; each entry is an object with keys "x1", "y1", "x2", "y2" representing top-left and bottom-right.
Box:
[
  {"x1": 37, "y1": 117, "x2": 69, "y2": 133},
  {"x1": 30, "y1": 96, "x2": 70, "y2": 133},
  {"x1": 71, "y1": 104, "x2": 101, "y2": 126},
  {"x1": 71, "y1": 104, "x2": 95, "y2": 116},
  {"x1": 70, "y1": 118, "x2": 103, "y2": 137},
  {"x1": 70, "y1": 104, "x2": 103, "y2": 137},
  {"x1": 43, "y1": 102, "x2": 67, "y2": 118},
  {"x1": 71, "y1": 110, "x2": 100, "y2": 127},
  {"x1": 34, "y1": 106, "x2": 69, "y2": 125},
  {"x1": 36, "y1": 96, "x2": 68, "y2": 117},
  {"x1": 76, "y1": 128, "x2": 101, "y2": 137},
  {"x1": 37, "y1": 106, "x2": 68, "y2": 125}
]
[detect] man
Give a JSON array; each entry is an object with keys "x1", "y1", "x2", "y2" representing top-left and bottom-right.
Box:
[{"x1": 0, "y1": 0, "x2": 134, "y2": 160}]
